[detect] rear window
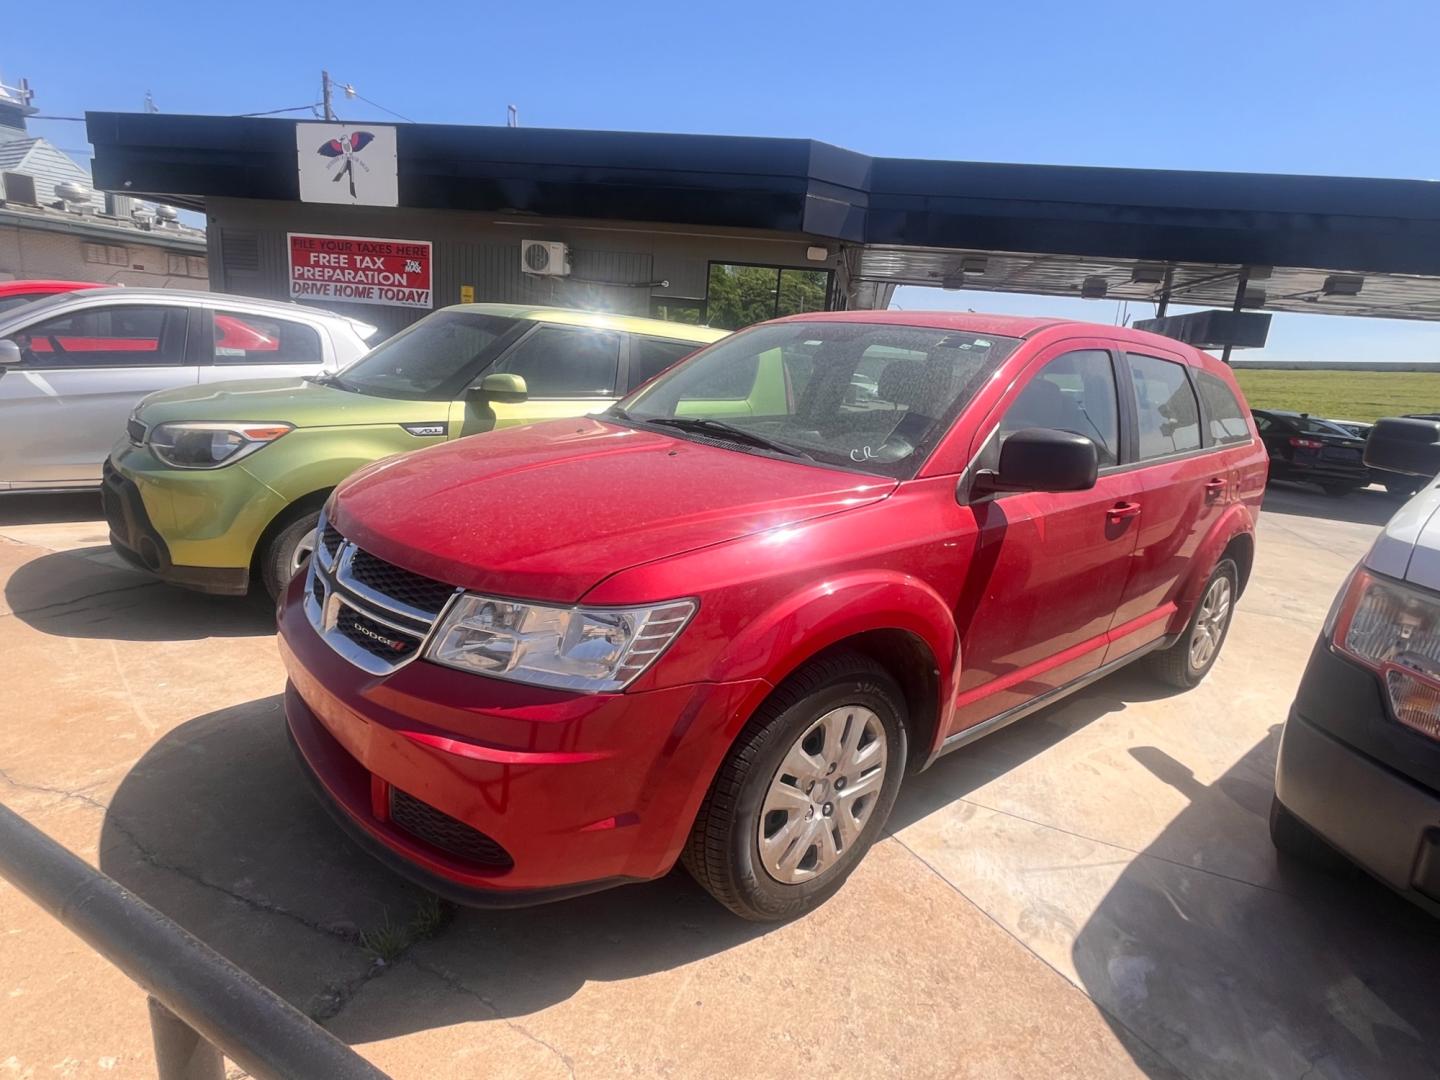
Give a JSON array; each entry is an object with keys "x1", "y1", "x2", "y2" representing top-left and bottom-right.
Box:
[{"x1": 1195, "y1": 371, "x2": 1251, "y2": 445}]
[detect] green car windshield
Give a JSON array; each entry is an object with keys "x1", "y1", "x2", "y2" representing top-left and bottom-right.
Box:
[
  {"x1": 328, "y1": 311, "x2": 522, "y2": 400},
  {"x1": 618, "y1": 321, "x2": 1020, "y2": 478}
]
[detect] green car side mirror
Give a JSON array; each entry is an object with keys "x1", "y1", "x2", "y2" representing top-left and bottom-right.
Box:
[{"x1": 469, "y1": 372, "x2": 528, "y2": 404}]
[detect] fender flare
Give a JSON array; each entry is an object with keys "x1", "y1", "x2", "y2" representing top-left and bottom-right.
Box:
[
  {"x1": 1169, "y1": 506, "x2": 1256, "y2": 634},
  {"x1": 706, "y1": 570, "x2": 962, "y2": 754}
]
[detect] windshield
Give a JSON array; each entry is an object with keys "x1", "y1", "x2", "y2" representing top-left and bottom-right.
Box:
[
  {"x1": 619, "y1": 321, "x2": 1020, "y2": 477},
  {"x1": 1293, "y1": 416, "x2": 1357, "y2": 438},
  {"x1": 331, "y1": 310, "x2": 522, "y2": 400}
]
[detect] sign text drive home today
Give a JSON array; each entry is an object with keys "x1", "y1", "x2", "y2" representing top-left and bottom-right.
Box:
[{"x1": 287, "y1": 233, "x2": 433, "y2": 309}]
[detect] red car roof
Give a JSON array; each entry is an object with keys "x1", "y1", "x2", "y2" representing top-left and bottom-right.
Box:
[
  {"x1": 0, "y1": 280, "x2": 102, "y2": 296},
  {"x1": 778, "y1": 309, "x2": 1067, "y2": 337}
]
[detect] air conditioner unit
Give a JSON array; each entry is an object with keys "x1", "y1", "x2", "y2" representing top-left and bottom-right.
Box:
[{"x1": 520, "y1": 239, "x2": 570, "y2": 277}]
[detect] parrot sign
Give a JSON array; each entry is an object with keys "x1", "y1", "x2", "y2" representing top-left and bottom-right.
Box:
[{"x1": 296, "y1": 122, "x2": 398, "y2": 206}]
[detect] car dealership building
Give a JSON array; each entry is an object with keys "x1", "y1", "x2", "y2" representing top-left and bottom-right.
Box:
[{"x1": 85, "y1": 112, "x2": 1440, "y2": 347}]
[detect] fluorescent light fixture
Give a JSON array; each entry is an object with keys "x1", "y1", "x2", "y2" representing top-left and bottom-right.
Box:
[
  {"x1": 941, "y1": 274, "x2": 966, "y2": 290},
  {"x1": 961, "y1": 256, "x2": 988, "y2": 275},
  {"x1": 1322, "y1": 274, "x2": 1364, "y2": 297},
  {"x1": 806, "y1": 246, "x2": 829, "y2": 261},
  {"x1": 1131, "y1": 263, "x2": 1165, "y2": 284},
  {"x1": 1080, "y1": 276, "x2": 1108, "y2": 299}
]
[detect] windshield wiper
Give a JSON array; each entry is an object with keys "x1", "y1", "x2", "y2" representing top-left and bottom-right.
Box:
[
  {"x1": 645, "y1": 416, "x2": 813, "y2": 460},
  {"x1": 309, "y1": 372, "x2": 356, "y2": 392}
]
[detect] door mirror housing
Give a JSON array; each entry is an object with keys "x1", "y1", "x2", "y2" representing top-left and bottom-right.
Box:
[
  {"x1": 468, "y1": 372, "x2": 528, "y2": 404},
  {"x1": 973, "y1": 428, "x2": 1099, "y2": 497},
  {"x1": 1365, "y1": 416, "x2": 1440, "y2": 477},
  {"x1": 0, "y1": 339, "x2": 21, "y2": 367}
]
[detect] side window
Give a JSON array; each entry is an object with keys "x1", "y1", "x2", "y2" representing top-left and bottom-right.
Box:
[
  {"x1": 209, "y1": 311, "x2": 322, "y2": 365},
  {"x1": 1127, "y1": 354, "x2": 1201, "y2": 459},
  {"x1": 998, "y1": 349, "x2": 1120, "y2": 467},
  {"x1": 10, "y1": 305, "x2": 188, "y2": 368},
  {"x1": 629, "y1": 337, "x2": 699, "y2": 390},
  {"x1": 680, "y1": 352, "x2": 760, "y2": 400},
  {"x1": 1195, "y1": 371, "x2": 1251, "y2": 445},
  {"x1": 494, "y1": 325, "x2": 621, "y2": 397}
]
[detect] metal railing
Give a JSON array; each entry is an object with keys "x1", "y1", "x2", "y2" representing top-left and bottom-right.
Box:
[{"x1": 0, "y1": 801, "x2": 392, "y2": 1080}]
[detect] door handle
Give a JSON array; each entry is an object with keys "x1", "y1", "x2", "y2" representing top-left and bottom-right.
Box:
[
  {"x1": 1106, "y1": 501, "x2": 1142, "y2": 522},
  {"x1": 1204, "y1": 477, "x2": 1227, "y2": 500}
]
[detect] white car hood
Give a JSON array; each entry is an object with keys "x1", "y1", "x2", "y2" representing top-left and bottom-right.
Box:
[{"x1": 1366, "y1": 480, "x2": 1440, "y2": 591}]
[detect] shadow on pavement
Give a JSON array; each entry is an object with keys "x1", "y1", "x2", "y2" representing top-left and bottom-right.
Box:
[
  {"x1": 99, "y1": 695, "x2": 768, "y2": 1035},
  {"x1": 4, "y1": 548, "x2": 274, "y2": 640},
  {"x1": 890, "y1": 663, "x2": 1184, "y2": 833},
  {"x1": 1074, "y1": 728, "x2": 1440, "y2": 1079},
  {"x1": 0, "y1": 491, "x2": 103, "y2": 525},
  {"x1": 1260, "y1": 482, "x2": 1403, "y2": 527}
]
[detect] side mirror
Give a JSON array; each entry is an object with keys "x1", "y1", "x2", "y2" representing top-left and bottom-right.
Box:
[
  {"x1": 973, "y1": 428, "x2": 1099, "y2": 497},
  {"x1": 468, "y1": 372, "x2": 528, "y2": 404},
  {"x1": 0, "y1": 339, "x2": 21, "y2": 367},
  {"x1": 1365, "y1": 416, "x2": 1440, "y2": 477}
]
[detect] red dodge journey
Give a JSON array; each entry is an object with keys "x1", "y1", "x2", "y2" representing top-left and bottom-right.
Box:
[{"x1": 278, "y1": 312, "x2": 1267, "y2": 920}]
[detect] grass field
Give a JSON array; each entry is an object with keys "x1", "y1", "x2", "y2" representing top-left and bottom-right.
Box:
[{"x1": 1233, "y1": 370, "x2": 1440, "y2": 422}]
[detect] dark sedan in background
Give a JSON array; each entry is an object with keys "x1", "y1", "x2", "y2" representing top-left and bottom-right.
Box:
[{"x1": 1252, "y1": 409, "x2": 1371, "y2": 496}]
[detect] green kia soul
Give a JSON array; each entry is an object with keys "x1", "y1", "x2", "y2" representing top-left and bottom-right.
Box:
[{"x1": 104, "y1": 304, "x2": 727, "y2": 598}]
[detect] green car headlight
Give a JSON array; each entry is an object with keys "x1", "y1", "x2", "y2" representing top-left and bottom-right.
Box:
[{"x1": 148, "y1": 422, "x2": 294, "y2": 470}]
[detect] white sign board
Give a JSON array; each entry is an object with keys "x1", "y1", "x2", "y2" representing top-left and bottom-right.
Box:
[
  {"x1": 296, "y1": 122, "x2": 398, "y2": 207},
  {"x1": 288, "y1": 233, "x2": 432, "y2": 309}
]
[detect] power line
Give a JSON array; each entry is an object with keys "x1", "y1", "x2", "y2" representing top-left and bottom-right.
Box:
[
  {"x1": 340, "y1": 88, "x2": 415, "y2": 124},
  {"x1": 236, "y1": 104, "x2": 325, "y2": 117}
]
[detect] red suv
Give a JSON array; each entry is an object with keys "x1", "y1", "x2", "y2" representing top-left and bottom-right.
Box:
[{"x1": 279, "y1": 312, "x2": 1267, "y2": 920}]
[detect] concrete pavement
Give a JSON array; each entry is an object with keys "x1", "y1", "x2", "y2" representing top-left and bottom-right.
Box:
[{"x1": 1, "y1": 485, "x2": 1437, "y2": 1079}]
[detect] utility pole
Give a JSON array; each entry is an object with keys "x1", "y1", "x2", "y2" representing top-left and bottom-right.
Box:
[
  {"x1": 321, "y1": 70, "x2": 336, "y2": 121},
  {"x1": 143, "y1": 90, "x2": 158, "y2": 113},
  {"x1": 507, "y1": 104, "x2": 518, "y2": 128}
]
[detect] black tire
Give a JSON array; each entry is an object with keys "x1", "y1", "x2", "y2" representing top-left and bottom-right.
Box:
[
  {"x1": 1146, "y1": 557, "x2": 1238, "y2": 690},
  {"x1": 682, "y1": 651, "x2": 908, "y2": 921},
  {"x1": 1320, "y1": 483, "x2": 1358, "y2": 498},
  {"x1": 1384, "y1": 476, "x2": 1424, "y2": 499},
  {"x1": 1269, "y1": 795, "x2": 1354, "y2": 875},
  {"x1": 260, "y1": 508, "x2": 322, "y2": 601}
]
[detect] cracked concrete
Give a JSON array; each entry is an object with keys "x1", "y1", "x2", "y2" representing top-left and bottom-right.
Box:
[{"x1": 3, "y1": 486, "x2": 1439, "y2": 1079}]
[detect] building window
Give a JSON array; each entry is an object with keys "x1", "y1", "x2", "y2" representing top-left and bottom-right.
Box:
[
  {"x1": 650, "y1": 299, "x2": 704, "y2": 325},
  {"x1": 704, "y1": 263, "x2": 832, "y2": 330},
  {"x1": 84, "y1": 242, "x2": 129, "y2": 266}
]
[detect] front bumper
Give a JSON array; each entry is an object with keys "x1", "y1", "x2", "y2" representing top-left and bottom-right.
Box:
[
  {"x1": 277, "y1": 573, "x2": 766, "y2": 902},
  {"x1": 1275, "y1": 641, "x2": 1440, "y2": 913},
  {"x1": 106, "y1": 440, "x2": 290, "y2": 592},
  {"x1": 102, "y1": 458, "x2": 251, "y2": 594}
]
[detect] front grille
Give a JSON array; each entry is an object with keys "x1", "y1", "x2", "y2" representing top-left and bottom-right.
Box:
[
  {"x1": 304, "y1": 514, "x2": 459, "y2": 676},
  {"x1": 335, "y1": 605, "x2": 421, "y2": 661},
  {"x1": 389, "y1": 787, "x2": 514, "y2": 868},
  {"x1": 318, "y1": 524, "x2": 343, "y2": 562},
  {"x1": 126, "y1": 417, "x2": 147, "y2": 445},
  {"x1": 348, "y1": 548, "x2": 456, "y2": 616}
]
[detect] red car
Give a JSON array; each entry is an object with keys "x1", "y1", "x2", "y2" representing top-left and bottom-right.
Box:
[
  {"x1": 279, "y1": 312, "x2": 1267, "y2": 920},
  {"x1": 0, "y1": 279, "x2": 101, "y2": 315}
]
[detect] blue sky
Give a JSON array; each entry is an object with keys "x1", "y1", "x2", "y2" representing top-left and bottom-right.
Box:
[{"x1": 7, "y1": 0, "x2": 1440, "y2": 361}]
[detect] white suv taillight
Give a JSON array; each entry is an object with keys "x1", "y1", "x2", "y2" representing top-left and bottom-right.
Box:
[{"x1": 1332, "y1": 568, "x2": 1440, "y2": 740}]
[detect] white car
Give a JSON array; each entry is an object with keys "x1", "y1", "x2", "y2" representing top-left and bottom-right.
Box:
[
  {"x1": 0, "y1": 288, "x2": 376, "y2": 491},
  {"x1": 1272, "y1": 417, "x2": 1440, "y2": 914}
]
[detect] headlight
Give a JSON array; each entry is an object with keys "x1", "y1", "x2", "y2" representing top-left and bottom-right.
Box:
[
  {"x1": 426, "y1": 594, "x2": 696, "y2": 692},
  {"x1": 148, "y1": 422, "x2": 293, "y2": 469},
  {"x1": 1333, "y1": 567, "x2": 1440, "y2": 741}
]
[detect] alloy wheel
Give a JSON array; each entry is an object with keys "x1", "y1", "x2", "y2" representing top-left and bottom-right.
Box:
[
  {"x1": 757, "y1": 705, "x2": 888, "y2": 884},
  {"x1": 1189, "y1": 575, "x2": 1232, "y2": 670}
]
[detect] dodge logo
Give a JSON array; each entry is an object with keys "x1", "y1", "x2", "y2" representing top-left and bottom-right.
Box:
[{"x1": 352, "y1": 620, "x2": 408, "y2": 653}]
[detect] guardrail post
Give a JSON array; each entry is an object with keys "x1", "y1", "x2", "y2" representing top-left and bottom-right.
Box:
[{"x1": 148, "y1": 997, "x2": 225, "y2": 1080}]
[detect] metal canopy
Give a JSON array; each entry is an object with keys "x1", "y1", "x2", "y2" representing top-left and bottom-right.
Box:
[
  {"x1": 857, "y1": 246, "x2": 1440, "y2": 321},
  {"x1": 84, "y1": 112, "x2": 1440, "y2": 322}
]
